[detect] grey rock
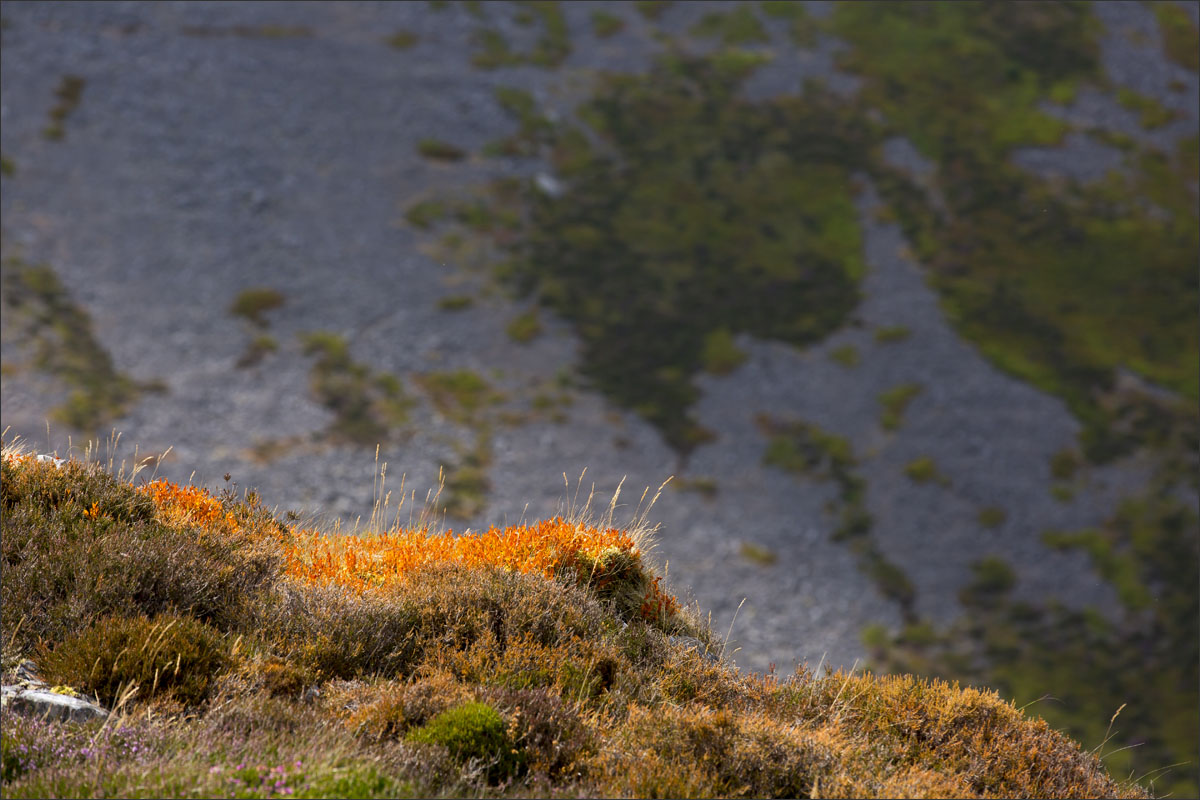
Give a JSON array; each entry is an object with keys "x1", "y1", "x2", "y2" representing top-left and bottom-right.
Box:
[{"x1": 2, "y1": 685, "x2": 109, "y2": 724}]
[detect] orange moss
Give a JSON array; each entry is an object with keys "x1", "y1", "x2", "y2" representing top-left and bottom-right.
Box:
[
  {"x1": 281, "y1": 516, "x2": 679, "y2": 624},
  {"x1": 139, "y1": 480, "x2": 242, "y2": 534}
]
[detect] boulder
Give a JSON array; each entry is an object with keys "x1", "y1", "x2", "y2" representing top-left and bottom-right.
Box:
[{"x1": 1, "y1": 660, "x2": 109, "y2": 724}]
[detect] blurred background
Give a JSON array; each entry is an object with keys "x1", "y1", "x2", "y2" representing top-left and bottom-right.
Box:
[{"x1": 1, "y1": 1, "x2": 1196, "y2": 794}]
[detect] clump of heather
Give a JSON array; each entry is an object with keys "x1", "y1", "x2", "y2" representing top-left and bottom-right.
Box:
[{"x1": 1, "y1": 713, "x2": 162, "y2": 783}]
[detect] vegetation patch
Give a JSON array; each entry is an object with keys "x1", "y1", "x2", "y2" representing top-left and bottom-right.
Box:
[
  {"x1": 590, "y1": 10, "x2": 625, "y2": 38},
  {"x1": 873, "y1": 324, "x2": 911, "y2": 343},
  {"x1": 235, "y1": 333, "x2": 278, "y2": 369},
  {"x1": 300, "y1": 331, "x2": 413, "y2": 445},
  {"x1": 481, "y1": 53, "x2": 870, "y2": 457},
  {"x1": 829, "y1": 2, "x2": 1197, "y2": 463},
  {"x1": 180, "y1": 25, "x2": 313, "y2": 38},
  {"x1": 738, "y1": 541, "x2": 777, "y2": 566},
  {"x1": 1153, "y1": 2, "x2": 1200, "y2": 72},
  {"x1": 385, "y1": 29, "x2": 419, "y2": 49},
  {"x1": 670, "y1": 476, "x2": 718, "y2": 500},
  {"x1": 903, "y1": 455, "x2": 950, "y2": 487},
  {"x1": 416, "y1": 369, "x2": 505, "y2": 424},
  {"x1": 1115, "y1": 87, "x2": 1181, "y2": 130},
  {"x1": 760, "y1": 0, "x2": 818, "y2": 47},
  {"x1": 505, "y1": 309, "x2": 542, "y2": 343},
  {"x1": 757, "y1": 413, "x2": 915, "y2": 620},
  {"x1": 689, "y1": 6, "x2": 769, "y2": 45},
  {"x1": 436, "y1": 294, "x2": 475, "y2": 312},
  {"x1": 0, "y1": 257, "x2": 152, "y2": 433},
  {"x1": 977, "y1": 505, "x2": 1007, "y2": 528},
  {"x1": 699, "y1": 327, "x2": 748, "y2": 375},
  {"x1": 229, "y1": 287, "x2": 285, "y2": 327},
  {"x1": 867, "y1": 479, "x2": 1198, "y2": 800},
  {"x1": 42, "y1": 74, "x2": 84, "y2": 140},
  {"x1": 829, "y1": 343, "x2": 860, "y2": 367},
  {"x1": 417, "y1": 138, "x2": 468, "y2": 162},
  {"x1": 469, "y1": 1, "x2": 570, "y2": 70},
  {"x1": 634, "y1": 1, "x2": 672, "y2": 21},
  {"x1": 878, "y1": 382, "x2": 922, "y2": 431}
]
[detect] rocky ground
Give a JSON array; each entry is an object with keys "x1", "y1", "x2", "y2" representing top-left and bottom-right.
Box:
[{"x1": 1, "y1": 0, "x2": 1195, "y2": 675}]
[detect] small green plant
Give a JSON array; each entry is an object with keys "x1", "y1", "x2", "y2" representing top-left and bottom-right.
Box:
[
  {"x1": 506, "y1": 310, "x2": 542, "y2": 343},
  {"x1": 406, "y1": 701, "x2": 524, "y2": 781},
  {"x1": 1115, "y1": 88, "x2": 1180, "y2": 130},
  {"x1": 904, "y1": 456, "x2": 949, "y2": 487},
  {"x1": 700, "y1": 327, "x2": 747, "y2": 374},
  {"x1": 671, "y1": 476, "x2": 719, "y2": 499},
  {"x1": 958, "y1": 556, "x2": 1016, "y2": 608},
  {"x1": 1049, "y1": 448, "x2": 1080, "y2": 481},
  {"x1": 1152, "y1": 2, "x2": 1200, "y2": 72},
  {"x1": 978, "y1": 506, "x2": 1007, "y2": 528},
  {"x1": 42, "y1": 74, "x2": 84, "y2": 140},
  {"x1": 874, "y1": 325, "x2": 911, "y2": 343},
  {"x1": 689, "y1": 6, "x2": 768, "y2": 45},
  {"x1": 472, "y1": 28, "x2": 522, "y2": 69},
  {"x1": 830, "y1": 344, "x2": 860, "y2": 367},
  {"x1": 739, "y1": 541, "x2": 777, "y2": 566},
  {"x1": 591, "y1": 10, "x2": 625, "y2": 38},
  {"x1": 385, "y1": 29, "x2": 419, "y2": 49},
  {"x1": 236, "y1": 333, "x2": 278, "y2": 368},
  {"x1": 437, "y1": 294, "x2": 475, "y2": 311},
  {"x1": 405, "y1": 199, "x2": 448, "y2": 229},
  {"x1": 0, "y1": 155, "x2": 14, "y2": 176},
  {"x1": 229, "y1": 287, "x2": 285, "y2": 327},
  {"x1": 1051, "y1": 484, "x2": 1075, "y2": 503},
  {"x1": 879, "y1": 383, "x2": 922, "y2": 431},
  {"x1": 635, "y1": 1, "x2": 672, "y2": 21},
  {"x1": 418, "y1": 138, "x2": 468, "y2": 162}
]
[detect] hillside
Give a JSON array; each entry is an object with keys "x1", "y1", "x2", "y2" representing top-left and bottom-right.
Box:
[
  {"x1": 1, "y1": 1, "x2": 1196, "y2": 797},
  {"x1": 0, "y1": 445, "x2": 1149, "y2": 798}
]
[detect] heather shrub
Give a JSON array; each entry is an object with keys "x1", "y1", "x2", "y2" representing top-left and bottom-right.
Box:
[
  {"x1": 1, "y1": 455, "x2": 285, "y2": 652},
  {"x1": 477, "y1": 685, "x2": 593, "y2": 779},
  {"x1": 36, "y1": 612, "x2": 233, "y2": 708}
]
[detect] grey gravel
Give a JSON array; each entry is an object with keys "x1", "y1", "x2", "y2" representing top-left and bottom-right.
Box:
[{"x1": 1, "y1": 1, "x2": 1195, "y2": 676}]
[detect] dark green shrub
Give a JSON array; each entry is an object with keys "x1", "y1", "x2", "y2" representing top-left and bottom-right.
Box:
[
  {"x1": 229, "y1": 288, "x2": 285, "y2": 327},
  {"x1": 405, "y1": 701, "x2": 524, "y2": 781},
  {"x1": 36, "y1": 612, "x2": 232, "y2": 707},
  {"x1": 417, "y1": 139, "x2": 467, "y2": 162}
]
